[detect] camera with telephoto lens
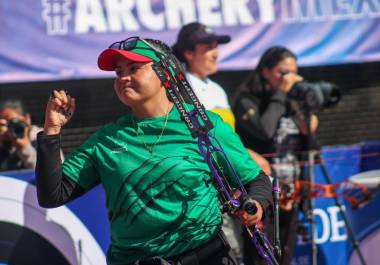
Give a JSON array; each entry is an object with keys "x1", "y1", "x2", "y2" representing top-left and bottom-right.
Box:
[
  {"x1": 7, "y1": 119, "x2": 27, "y2": 139},
  {"x1": 288, "y1": 80, "x2": 341, "y2": 111}
]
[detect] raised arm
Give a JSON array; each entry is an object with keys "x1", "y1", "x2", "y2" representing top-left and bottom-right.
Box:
[{"x1": 36, "y1": 90, "x2": 84, "y2": 208}]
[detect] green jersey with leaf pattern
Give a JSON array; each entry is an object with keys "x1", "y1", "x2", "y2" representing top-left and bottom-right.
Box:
[{"x1": 62, "y1": 106, "x2": 261, "y2": 265}]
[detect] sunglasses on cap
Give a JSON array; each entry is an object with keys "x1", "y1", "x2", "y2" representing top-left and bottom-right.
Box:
[
  {"x1": 98, "y1": 36, "x2": 177, "y2": 71},
  {"x1": 108, "y1": 36, "x2": 165, "y2": 62}
]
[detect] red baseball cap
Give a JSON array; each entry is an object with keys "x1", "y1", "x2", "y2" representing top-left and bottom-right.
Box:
[{"x1": 98, "y1": 38, "x2": 160, "y2": 71}]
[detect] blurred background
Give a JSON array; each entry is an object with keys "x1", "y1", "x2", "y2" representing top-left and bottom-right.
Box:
[{"x1": 0, "y1": 1, "x2": 379, "y2": 265}]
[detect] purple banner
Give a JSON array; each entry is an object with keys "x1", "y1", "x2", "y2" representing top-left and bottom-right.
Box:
[{"x1": 1, "y1": 0, "x2": 380, "y2": 83}]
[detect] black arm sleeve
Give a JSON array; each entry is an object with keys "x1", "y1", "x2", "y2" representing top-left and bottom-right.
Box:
[
  {"x1": 36, "y1": 132, "x2": 85, "y2": 208},
  {"x1": 247, "y1": 171, "x2": 273, "y2": 211},
  {"x1": 235, "y1": 92, "x2": 287, "y2": 140}
]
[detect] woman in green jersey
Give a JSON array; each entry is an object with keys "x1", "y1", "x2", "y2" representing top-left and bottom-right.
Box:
[{"x1": 36, "y1": 37, "x2": 272, "y2": 265}]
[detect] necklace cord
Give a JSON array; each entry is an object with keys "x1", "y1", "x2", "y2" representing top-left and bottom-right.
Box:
[{"x1": 132, "y1": 103, "x2": 171, "y2": 153}]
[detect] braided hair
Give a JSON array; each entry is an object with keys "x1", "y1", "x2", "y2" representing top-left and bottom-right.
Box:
[
  {"x1": 144, "y1": 38, "x2": 185, "y2": 73},
  {"x1": 143, "y1": 38, "x2": 189, "y2": 102},
  {"x1": 145, "y1": 39, "x2": 172, "y2": 56}
]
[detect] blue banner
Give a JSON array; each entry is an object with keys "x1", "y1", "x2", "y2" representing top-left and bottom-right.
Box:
[
  {"x1": 294, "y1": 142, "x2": 380, "y2": 265},
  {"x1": 1, "y1": 1, "x2": 380, "y2": 83}
]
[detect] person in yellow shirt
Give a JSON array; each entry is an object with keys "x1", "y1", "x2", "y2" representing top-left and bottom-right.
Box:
[
  {"x1": 172, "y1": 22, "x2": 271, "y2": 175},
  {"x1": 173, "y1": 22, "x2": 272, "y2": 263}
]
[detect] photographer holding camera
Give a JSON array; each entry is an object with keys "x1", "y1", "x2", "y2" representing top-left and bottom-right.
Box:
[
  {"x1": 0, "y1": 99, "x2": 41, "y2": 171},
  {"x1": 231, "y1": 46, "x2": 320, "y2": 265}
]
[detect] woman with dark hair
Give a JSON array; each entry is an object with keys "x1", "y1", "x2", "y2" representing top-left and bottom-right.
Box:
[
  {"x1": 172, "y1": 22, "x2": 273, "y2": 262},
  {"x1": 172, "y1": 22, "x2": 272, "y2": 176},
  {"x1": 35, "y1": 37, "x2": 272, "y2": 265},
  {"x1": 232, "y1": 46, "x2": 319, "y2": 265}
]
